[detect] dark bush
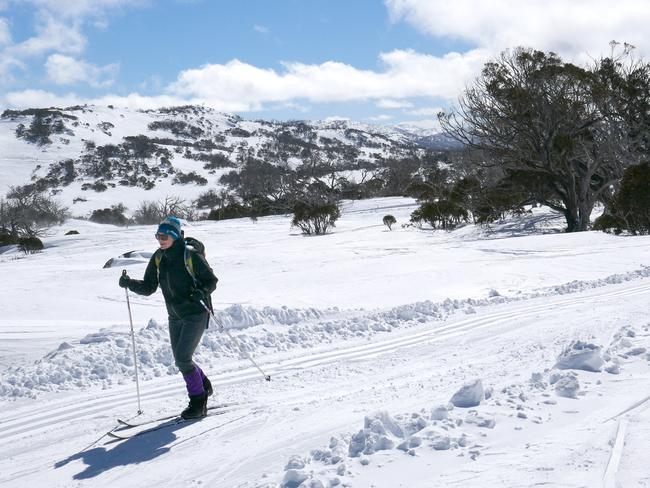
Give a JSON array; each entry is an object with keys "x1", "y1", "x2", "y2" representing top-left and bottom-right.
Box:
[
  {"x1": 18, "y1": 236, "x2": 44, "y2": 253},
  {"x1": 383, "y1": 214, "x2": 397, "y2": 230},
  {"x1": 173, "y1": 171, "x2": 208, "y2": 185},
  {"x1": 292, "y1": 201, "x2": 340, "y2": 235},
  {"x1": 592, "y1": 214, "x2": 625, "y2": 235},
  {"x1": 609, "y1": 162, "x2": 650, "y2": 235},
  {"x1": 89, "y1": 204, "x2": 129, "y2": 226},
  {"x1": 410, "y1": 200, "x2": 469, "y2": 230},
  {"x1": 207, "y1": 203, "x2": 251, "y2": 221},
  {"x1": 0, "y1": 232, "x2": 19, "y2": 246}
]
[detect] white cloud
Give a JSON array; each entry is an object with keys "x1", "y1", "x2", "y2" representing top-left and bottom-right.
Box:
[
  {"x1": 3, "y1": 88, "x2": 184, "y2": 110},
  {"x1": 254, "y1": 24, "x2": 269, "y2": 34},
  {"x1": 11, "y1": 14, "x2": 86, "y2": 57},
  {"x1": 21, "y1": 0, "x2": 146, "y2": 20},
  {"x1": 0, "y1": 17, "x2": 10, "y2": 46},
  {"x1": 45, "y1": 54, "x2": 118, "y2": 87},
  {"x1": 376, "y1": 98, "x2": 413, "y2": 109},
  {"x1": 166, "y1": 49, "x2": 485, "y2": 111},
  {"x1": 0, "y1": 1, "x2": 143, "y2": 83},
  {"x1": 385, "y1": 0, "x2": 650, "y2": 61},
  {"x1": 406, "y1": 106, "x2": 443, "y2": 116}
]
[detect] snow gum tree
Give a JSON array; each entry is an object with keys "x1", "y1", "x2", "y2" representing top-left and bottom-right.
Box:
[{"x1": 440, "y1": 44, "x2": 650, "y2": 232}]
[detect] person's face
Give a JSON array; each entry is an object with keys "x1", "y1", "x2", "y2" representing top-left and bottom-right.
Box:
[{"x1": 155, "y1": 233, "x2": 175, "y2": 249}]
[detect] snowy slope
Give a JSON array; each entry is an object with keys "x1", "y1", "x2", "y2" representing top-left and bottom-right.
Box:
[
  {"x1": 0, "y1": 106, "x2": 439, "y2": 217},
  {"x1": 1, "y1": 198, "x2": 649, "y2": 487}
]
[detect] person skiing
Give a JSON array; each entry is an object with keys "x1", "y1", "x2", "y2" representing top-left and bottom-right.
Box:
[{"x1": 118, "y1": 216, "x2": 218, "y2": 419}]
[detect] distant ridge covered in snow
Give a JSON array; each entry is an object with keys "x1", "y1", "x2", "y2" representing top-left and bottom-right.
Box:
[{"x1": 0, "y1": 105, "x2": 455, "y2": 216}]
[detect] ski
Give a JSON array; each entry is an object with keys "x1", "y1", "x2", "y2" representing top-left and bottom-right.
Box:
[
  {"x1": 115, "y1": 402, "x2": 236, "y2": 430},
  {"x1": 106, "y1": 417, "x2": 187, "y2": 441},
  {"x1": 105, "y1": 406, "x2": 228, "y2": 444}
]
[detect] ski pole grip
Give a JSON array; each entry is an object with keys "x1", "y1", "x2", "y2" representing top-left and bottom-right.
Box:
[{"x1": 122, "y1": 269, "x2": 127, "y2": 277}]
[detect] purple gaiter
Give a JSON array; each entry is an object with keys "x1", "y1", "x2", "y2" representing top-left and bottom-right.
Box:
[{"x1": 183, "y1": 366, "x2": 205, "y2": 396}]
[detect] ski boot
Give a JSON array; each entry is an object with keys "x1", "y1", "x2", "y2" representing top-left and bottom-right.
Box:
[{"x1": 181, "y1": 392, "x2": 208, "y2": 420}]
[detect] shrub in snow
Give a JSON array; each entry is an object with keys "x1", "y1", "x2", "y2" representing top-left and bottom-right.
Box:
[
  {"x1": 382, "y1": 214, "x2": 396, "y2": 230},
  {"x1": 18, "y1": 236, "x2": 43, "y2": 253},
  {"x1": 605, "y1": 162, "x2": 650, "y2": 235},
  {"x1": 592, "y1": 214, "x2": 625, "y2": 235},
  {"x1": 450, "y1": 379, "x2": 484, "y2": 408},
  {"x1": 410, "y1": 199, "x2": 469, "y2": 230},
  {"x1": 554, "y1": 341, "x2": 603, "y2": 372},
  {"x1": 291, "y1": 199, "x2": 341, "y2": 236}
]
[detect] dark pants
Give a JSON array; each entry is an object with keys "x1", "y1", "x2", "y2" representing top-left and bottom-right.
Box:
[{"x1": 168, "y1": 311, "x2": 208, "y2": 374}]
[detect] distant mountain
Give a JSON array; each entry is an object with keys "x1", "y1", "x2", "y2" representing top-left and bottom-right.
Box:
[{"x1": 0, "y1": 105, "x2": 456, "y2": 215}]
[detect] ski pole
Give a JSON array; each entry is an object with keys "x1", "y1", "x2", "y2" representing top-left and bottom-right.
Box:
[
  {"x1": 200, "y1": 301, "x2": 271, "y2": 382},
  {"x1": 123, "y1": 270, "x2": 143, "y2": 414}
]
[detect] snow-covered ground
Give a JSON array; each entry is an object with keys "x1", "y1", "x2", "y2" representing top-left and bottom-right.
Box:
[{"x1": 1, "y1": 197, "x2": 649, "y2": 487}]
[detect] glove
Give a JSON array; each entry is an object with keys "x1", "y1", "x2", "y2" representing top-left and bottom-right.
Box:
[
  {"x1": 119, "y1": 274, "x2": 131, "y2": 288},
  {"x1": 189, "y1": 288, "x2": 206, "y2": 303}
]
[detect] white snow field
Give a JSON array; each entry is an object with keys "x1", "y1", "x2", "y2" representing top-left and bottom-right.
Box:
[{"x1": 1, "y1": 197, "x2": 649, "y2": 488}]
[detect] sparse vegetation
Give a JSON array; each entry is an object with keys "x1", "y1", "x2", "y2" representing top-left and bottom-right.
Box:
[{"x1": 383, "y1": 215, "x2": 396, "y2": 230}]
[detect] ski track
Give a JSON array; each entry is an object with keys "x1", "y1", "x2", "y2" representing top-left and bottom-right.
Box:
[{"x1": 2, "y1": 276, "x2": 650, "y2": 451}]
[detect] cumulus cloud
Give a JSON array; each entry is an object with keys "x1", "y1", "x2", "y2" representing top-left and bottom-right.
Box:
[
  {"x1": 0, "y1": 0, "x2": 142, "y2": 83},
  {"x1": 166, "y1": 49, "x2": 485, "y2": 111},
  {"x1": 385, "y1": 0, "x2": 650, "y2": 61},
  {"x1": 45, "y1": 54, "x2": 118, "y2": 87},
  {"x1": 11, "y1": 14, "x2": 86, "y2": 57}
]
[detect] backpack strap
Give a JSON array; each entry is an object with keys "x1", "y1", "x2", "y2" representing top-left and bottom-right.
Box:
[
  {"x1": 154, "y1": 243, "x2": 199, "y2": 285},
  {"x1": 183, "y1": 246, "x2": 199, "y2": 287}
]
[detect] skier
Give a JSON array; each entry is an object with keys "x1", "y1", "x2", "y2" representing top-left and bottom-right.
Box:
[{"x1": 119, "y1": 216, "x2": 218, "y2": 419}]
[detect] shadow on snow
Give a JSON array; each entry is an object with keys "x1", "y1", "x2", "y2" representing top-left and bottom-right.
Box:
[{"x1": 54, "y1": 419, "x2": 193, "y2": 480}]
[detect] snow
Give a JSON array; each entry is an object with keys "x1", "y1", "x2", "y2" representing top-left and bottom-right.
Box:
[{"x1": 1, "y1": 197, "x2": 650, "y2": 487}]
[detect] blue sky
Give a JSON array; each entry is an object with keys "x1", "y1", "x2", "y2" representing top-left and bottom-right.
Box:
[{"x1": 0, "y1": 1, "x2": 648, "y2": 128}]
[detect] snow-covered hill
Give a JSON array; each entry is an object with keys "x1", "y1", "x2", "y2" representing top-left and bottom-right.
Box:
[
  {"x1": 0, "y1": 105, "x2": 445, "y2": 217},
  {"x1": 0, "y1": 198, "x2": 649, "y2": 487}
]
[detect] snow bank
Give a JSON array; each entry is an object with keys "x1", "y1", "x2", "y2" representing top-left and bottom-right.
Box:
[
  {"x1": 4, "y1": 265, "x2": 650, "y2": 399},
  {"x1": 261, "y1": 324, "x2": 650, "y2": 487}
]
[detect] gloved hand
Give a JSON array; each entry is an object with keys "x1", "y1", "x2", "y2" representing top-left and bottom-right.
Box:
[
  {"x1": 189, "y1": 288, "x2": 206, "y2": 303},
  {"x1": 119, "y1": 274, "x2": 131, "y2": 289}
]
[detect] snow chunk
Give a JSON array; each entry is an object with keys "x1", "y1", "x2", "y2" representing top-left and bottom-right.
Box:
[
  {"x1": 281, "y1": 469, "x2": 309, "y2": 488},
  {"x1": 450, "y1": 379, "x2": 484, "y2": 408},
  {"x1": 553, "y1": 372, "x2": 580, "y2": 399},
  {"x1": 554, "y1": 341, "x2": 603, "y2": 372},
  {"x1": 431, "y1": 405, "x2": 450, "y2": 420}
]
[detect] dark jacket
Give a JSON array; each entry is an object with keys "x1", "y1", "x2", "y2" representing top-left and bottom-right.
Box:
[{"x1": 127, "y1": 238, "x2": 218, "y2": 319}]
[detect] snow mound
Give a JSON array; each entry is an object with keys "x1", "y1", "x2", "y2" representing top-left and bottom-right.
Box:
[
  {"x1": 103, "y1": 250, "x2": 154, "y2": 269},
  {"x1": 550, "y1": 371, "x2": 580, "y2": 399},
  {"x1": 450, "y1": 379, "x2": 484, "y2": 408},
  {"x1": 554, "y1": 341, "x2": 603, "y2": 372}
]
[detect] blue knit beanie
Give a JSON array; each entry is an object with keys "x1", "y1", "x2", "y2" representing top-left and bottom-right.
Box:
[{"x1": 157, "y1": 216, "x2": 182, "y2": 240}]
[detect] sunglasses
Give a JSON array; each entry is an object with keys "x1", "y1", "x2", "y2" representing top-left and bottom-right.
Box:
[{"x1": 155, "y1": 233, "x2": 171, "y2": 241}]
